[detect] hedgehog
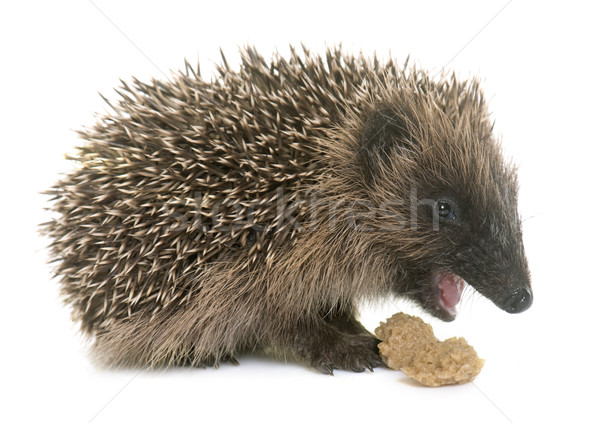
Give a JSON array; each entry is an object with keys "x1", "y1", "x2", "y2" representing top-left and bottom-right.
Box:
[{"x1": 43, "y1": 46, "x2": 532, "y2": 373}]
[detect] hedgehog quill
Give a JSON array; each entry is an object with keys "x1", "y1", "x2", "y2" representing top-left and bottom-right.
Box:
[{"x1": 43, "y1": 46, "x2": 532, "y2": 373}]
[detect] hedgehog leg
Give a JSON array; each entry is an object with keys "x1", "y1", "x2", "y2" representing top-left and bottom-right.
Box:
[
  {"x1": 187, "y1": 355, "x2": 240, "y2": 368},
  {"x1": 322, "y1": 302, "x2": 373, "y2": 336},
  {"x1": 177, "y1": 349, "x2": 240, "y2": 368},
  {"x1": 289, "y1": 317, "x2": 384, "y2": 374}
]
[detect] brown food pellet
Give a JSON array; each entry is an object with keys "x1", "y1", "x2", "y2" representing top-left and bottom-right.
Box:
[{"x1": 375, "y1": 313, "x2": 484, "y2": 387}]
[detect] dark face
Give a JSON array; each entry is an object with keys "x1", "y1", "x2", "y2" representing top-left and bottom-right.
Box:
[
  {"x1": 358, "y1": 105, "x2": 533, "y2": 322},
  {"x1": 404, "y1": 178, "x2": 533, "y2": 322}
]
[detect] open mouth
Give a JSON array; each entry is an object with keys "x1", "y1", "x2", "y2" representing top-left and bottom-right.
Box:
[{"x1": 432, "y1": 271, "x2": 466, "y2": 320}]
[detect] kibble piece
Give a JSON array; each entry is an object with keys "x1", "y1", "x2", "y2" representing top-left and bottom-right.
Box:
[{"x1": 375, "y1": 313, "x2": 484, "y2": 387}]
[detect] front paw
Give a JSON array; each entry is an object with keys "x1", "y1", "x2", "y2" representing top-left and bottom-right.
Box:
[{"x1": 310, "y1": 333, "x2": 385, "y2": 375}]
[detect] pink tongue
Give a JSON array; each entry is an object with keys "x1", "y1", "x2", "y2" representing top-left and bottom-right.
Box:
[{"x1": 439, "y1": 274, "x2": 464, "y2": 308}]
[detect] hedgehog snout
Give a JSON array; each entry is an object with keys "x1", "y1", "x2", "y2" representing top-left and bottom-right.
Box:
[{"x1": 500, "y1": 285, "x2": 533, "y2": 314}]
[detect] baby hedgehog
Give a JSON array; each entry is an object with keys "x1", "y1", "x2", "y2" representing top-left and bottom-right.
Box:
[{"x1": 44, "y1": 46, "x2": 532, "y2": 373}]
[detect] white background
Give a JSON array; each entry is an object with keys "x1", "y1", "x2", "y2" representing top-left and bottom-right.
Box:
[{"x1": 1, "y1": 1, "x2": 598, "y2": 422}]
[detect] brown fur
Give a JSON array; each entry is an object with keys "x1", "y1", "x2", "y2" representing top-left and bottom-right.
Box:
[{"x1": 43, "y1": 46, "x2": 531, "y2": 372}]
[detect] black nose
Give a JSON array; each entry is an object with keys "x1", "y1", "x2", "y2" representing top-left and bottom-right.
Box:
[{"x1": 502, "y1": 286, "x2": 533, "y2": 313}]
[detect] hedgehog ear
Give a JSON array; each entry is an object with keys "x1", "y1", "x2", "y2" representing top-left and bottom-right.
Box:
[{"x1": 359, "y1": 108, "x2": 414, "y2": 182}]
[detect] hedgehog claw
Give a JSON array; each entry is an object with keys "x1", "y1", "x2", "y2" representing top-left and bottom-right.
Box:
[
  {"x1": 316, "y1": 363, "x2": 335, "y2": 375},
  {"x1": 297, "y1": 329, "x2": 383, "y2": 375}
]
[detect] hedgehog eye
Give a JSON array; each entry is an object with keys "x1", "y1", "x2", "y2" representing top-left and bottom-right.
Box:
[{"x1": 437, "y1": 201, "x2": 456, "y2": 219}]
